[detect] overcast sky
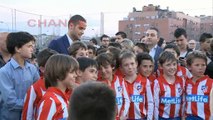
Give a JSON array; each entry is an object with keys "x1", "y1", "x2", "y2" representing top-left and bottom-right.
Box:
[{"x1": 0, "y1": 0, "x2": 213, "y2": 36}]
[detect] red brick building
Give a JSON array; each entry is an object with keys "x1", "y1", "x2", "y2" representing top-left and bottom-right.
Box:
[{"x1": 119, "y1": 4, "x2": 212, "y2": 42}]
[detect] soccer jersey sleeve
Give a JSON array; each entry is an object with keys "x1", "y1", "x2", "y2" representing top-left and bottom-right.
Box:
[
  {"x1": 36, "y1": 98, "x2": 56, "y2": 120},
  {"x1": 22, "y1": 85, "x2": 37, "y2": 120}
]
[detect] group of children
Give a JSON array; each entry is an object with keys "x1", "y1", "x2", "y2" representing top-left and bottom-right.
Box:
[
  {"x1": 22, "y1": 39, "x2": 213, "y2": 120},
  {"x1": 1, "y1": 31, "x2": 213, "y2": 120},
  {"x1": 95, "y1": 42, "x2": 213, "y2": 120}
]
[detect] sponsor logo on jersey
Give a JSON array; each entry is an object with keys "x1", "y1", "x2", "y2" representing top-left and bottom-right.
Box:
[
  {"x1": 160, "y1": 97, "x2": 182, "y2": 104},
  {"x1": 130, "y1": 95, "x2": 144, "y2": 103},
  {"x1": 116, "y1": 97, "x2": 123, "y2": 105},
  {"x1": 186, "y1": 95, "x2": 209, "y2": 103}
]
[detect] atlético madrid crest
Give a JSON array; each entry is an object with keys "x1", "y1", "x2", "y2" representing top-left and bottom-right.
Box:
[
  {"x1": 201, "y1": 85, "x2": 208, "y2": 93},
  {"x1": 134, "y1": 82, "x2": 143, "y2": 93}
]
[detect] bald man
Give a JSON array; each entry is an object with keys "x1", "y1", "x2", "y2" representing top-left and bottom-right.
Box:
[
  {"x1": 188, "y1": 39, "x2": 196, "y2": 50},
  {"x1": 0, "y1": 32, "x2": 11, "y2": 68},
  {"x1": 0, "y1": 32, "x2": 11, "y2": 120}
]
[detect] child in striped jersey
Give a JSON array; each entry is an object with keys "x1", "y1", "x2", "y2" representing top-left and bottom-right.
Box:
[
  {"x1": 22, "y1": 48, "x2": 58, "y2": 120},
  {"x1": 76, "y1": 57, "x2": 98, "y2": 84},
  {"x1": 136, "y1": 52, "x2": 156, "y2": 93},
  {"x1": 157, "y1": 44, "x2": 192, "y2": 80},
  {"x1": 154, "y1": 51, "x2": 184, "y2": 120},
  {"x1": 96, "y1": 53, "x2": 125, "y2": 119},
  {"x1": 36, "y1": 54, "x2": 79, "y2": 120},
  {"x1": 185, "y1": 51, "x2": 213, "y2": 120},
  {"x1": 119, "y1": 50, "x2": 154, "y2": 120},
  {"x1": 106, "y1": 46, "x2": 123, "y2": 78}
]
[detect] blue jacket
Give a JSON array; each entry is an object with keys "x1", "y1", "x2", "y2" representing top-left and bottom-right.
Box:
[
  {"x1": 154, "y1": 46, "x2": 163, "y2": 72},
  {"x1": 48, "y1": 35, "x2": 70, "y2": 55}
]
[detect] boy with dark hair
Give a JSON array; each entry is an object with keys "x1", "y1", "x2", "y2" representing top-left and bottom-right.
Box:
[
  {"x1": 96, "y1": 53, "x2": 116, "y2": 84},
  {"x1": 96, "y1": 53, "x2": 126, "y2": 119},
  {"x1": 137, "y1": 53, "x2": 154, "y2": 78},
  {"x1": 185, "y1": 51, "x2": 213, "y2": 120},
  {"x1": 154, "y1": 51, "x2": 184, "y2": 120},
  {"x1": 174, "y1": 28, "x2": 187, "y2": 39},
  {"x1": 68, "y1": 41, "x2": 88, "y2": 58},
  {"x1": 199, "y1": 33, "x2": 213, "y2": 63},
  {"x1": 119, "y1": 51, "x2": 154, "y2": 120},
  {"x1": 133, "y1": 42, "x2": 149, "y2": 55},
  {"x1": 157, "y1": 43, "x2": 193, "y2": 80},
  {"x1": 0, "y1": 32, "x2": 40, "y2": 120},
  {"x1": 22, "y1": 48, "x2": 58, "y2": 120},
  {"x1": 199, "y1": 32, "x2": 212, "y2": 55},
  {"x1": 96, "y1": 47, "x2": 107, "y2": 56},
  {"x1": 87, "y1": 44, "x2": 96, "y2": 59},
  {"x1": 174, "y1": 28, "x2": 192, "y2": 66},
  {"x1": 136, "y1": 53, "x2": 155, "y2": 90},
  {"x1": 89, "y1": 38, "x2": 100, "y2": 49},
  {"x1": 107, "y1": 46, "x2": 121, "y2": 69},
  {"x1": 68, "y1": 82, "x2": 116, "y2": 120},
  {"x1": 76, "y1": 57, "x2": 98, "y2": 84},
  {"x1": 37, "y1": 54, "x2": 79, "y2": 119}
]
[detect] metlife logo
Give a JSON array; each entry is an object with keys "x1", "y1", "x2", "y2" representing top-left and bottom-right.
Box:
[
  {"x1": 116, "y1": 97, "x2": 123, "y2": 105},
  {"x1": 160, "y1": 97, "x2": 182, "y2": 104},
  {"x1": 130, "y1": 95, "x2": 144, "y2": 103},
  {"x1": 186, "y1": 95, "x2": 209, "y2": 103}
]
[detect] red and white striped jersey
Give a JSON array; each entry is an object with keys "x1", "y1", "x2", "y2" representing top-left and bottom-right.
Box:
[
  {"x1": 176, "y1": 65, "x2": 192, "y2": 80},
  {"x1": 185, "y1": 75, "x2": 213, "y2": 120},
  {"x1": 98, "y1": 74, "x2": 131, "y2": 120},
  {"x1": 154, "y1": 75, "x2": 184, "y2": 119},
  {"x1": 148, "y1": 74, "x2": 157, "y2": 95},
  {"x1": 36, "y1": 87, "x2": 69, "y2": 120},
  {"x1": 22, "y1": 76, "x2": 46, "y2": 120},
  {"x1": 123, "y1": 74, "x2": 154, "y2": 120},
  {"x1": 157, "y1": 65, "x2": 192, "y2": 80}
]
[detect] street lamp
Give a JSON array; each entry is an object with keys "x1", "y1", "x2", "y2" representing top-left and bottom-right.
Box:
[{"x1": 0, "y1": 21, "x2": 9, "y2": 32}]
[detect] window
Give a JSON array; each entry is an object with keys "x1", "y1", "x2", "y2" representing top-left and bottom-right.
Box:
[
  {"x1": 143, "y1": 24, "x2": 149, "y2": 27},
  {"x1": 151, "y1": 16, "x2": 155, "y2": 19},
  {"x1": 130, "y1": 17, "x2": 134, "y2": 21},
  {"x1": 135, "y1": 24, "x2": 141, "y2": 28}
]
